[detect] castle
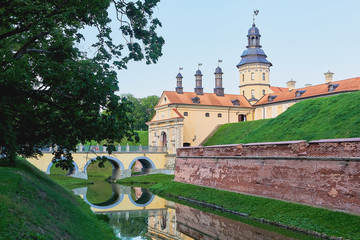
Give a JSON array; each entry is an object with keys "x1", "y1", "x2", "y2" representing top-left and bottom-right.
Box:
[{"x1": 147, "y1": 20, "x2": 360, "y2": 154}]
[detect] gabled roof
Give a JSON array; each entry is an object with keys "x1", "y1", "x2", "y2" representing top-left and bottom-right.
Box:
[
  {"x1": 147, "y1": 108, "x2": 184, "y2": 124},
  {"x1": 157, "y1": 91, "x2": 253, "y2": 108},
  {"x1": 256, "y1": 77, "x2": 360, "y2": 105}
]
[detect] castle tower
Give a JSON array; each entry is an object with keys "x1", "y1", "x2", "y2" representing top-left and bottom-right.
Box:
[
  {"x1": 236, "y1": 11, "x2": 272, "y2": 103},
  {"x1": 194, "y1": 69, "x2": 204, "y2": 95},
  {"x1": 214, "y1": 66, "x2": 224, "y2": 96},
  {"x1": 175, "y1": 72, "x2": 183, "y2": 94}
]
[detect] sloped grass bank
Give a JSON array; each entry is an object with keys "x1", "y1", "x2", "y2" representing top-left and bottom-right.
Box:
[
  {"x1": 119, "y1": 174, "x2": 360, "y2": 240},
  {"x1": 204, "y1": 91, "x2": 360, "y2": 145},
  {"x1": 203, "y1": 119, "x2": 270, "y2": 146},
  {"x1": 0, "y1": 158, "x2": 116, "y2": 240}
]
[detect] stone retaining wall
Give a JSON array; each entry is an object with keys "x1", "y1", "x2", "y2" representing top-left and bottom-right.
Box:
[{"x1": 174, "y1": 138, "x2": 360, "y2": 215}]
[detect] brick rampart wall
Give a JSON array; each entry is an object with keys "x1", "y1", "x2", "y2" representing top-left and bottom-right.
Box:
[{"x1": 174, "y1": 138, "x2": 360, "y2": 215}]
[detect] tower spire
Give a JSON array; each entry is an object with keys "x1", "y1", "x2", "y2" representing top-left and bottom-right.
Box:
[{"x1": 253, "y1": 10, "x2": 259, "y2": 26}]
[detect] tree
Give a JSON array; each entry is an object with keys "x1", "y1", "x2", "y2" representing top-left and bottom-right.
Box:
[
  {"x1": 121, "y1": 94, "x2": 159, "y2": 130},
  {"x1": 0, "y1": 0, "x2": 165, "y2": 167}
]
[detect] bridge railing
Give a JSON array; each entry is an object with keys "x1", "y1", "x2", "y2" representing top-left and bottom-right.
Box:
[{"x1": 41, "y1": 145, "x2": 167, "y2": 153}]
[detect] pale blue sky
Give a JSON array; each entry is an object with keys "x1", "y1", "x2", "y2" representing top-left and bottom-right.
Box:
[{"x1": 80, "y1": 0, "x2": 360, "y2": 98}]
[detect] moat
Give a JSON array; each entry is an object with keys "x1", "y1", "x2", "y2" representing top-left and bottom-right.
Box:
[{"x1": 72, "y1": 179, "x2": 319, "y2": 240}]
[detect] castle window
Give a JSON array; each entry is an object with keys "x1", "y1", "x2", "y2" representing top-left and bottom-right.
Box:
[
  {"x1": 231, "y1": 99, "x2": 240, "y2": 106},
  {"x1": 205, "y1": 113, "x2": 210, "y2": 117},
  {"x1": 295, "y1": 90, "x2": 306, "y2": 97},
  {"x1": 242, "y1": 74, "x2": 245, "y2": 82},
  {"x1": 191, "y1": 96, "x2": 200, "y2": 104},
  {"x1": 183, "y1": 112, "x2": 188, "y2": 116},
  {"x1": 263, "y1": 73, "x2": 265, "y2": 80},
  {"x1": 263, "y1": 90, "x2": 265, "y2": 95},
  {"x1": 268, "y1": 95, "x2": 277, "y2": 102},
  {"x1": 328, "y1": 84, "x2": 339, "y2": 92},
  {"x1": 251, "y1": 90, "x2": 255, "y2": 98},
  {"x1": 251, "y1": 72, "x2": 254, "y2": 80},
  {"x1": 242, "y1": 91, "x2": 245, "y2": 96},
  {"x1": 218, "y1": 113, "x2": 222, "y2": 118}
]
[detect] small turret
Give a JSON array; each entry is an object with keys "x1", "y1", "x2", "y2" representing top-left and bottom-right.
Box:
[
  {"x1": 194, "y1": 68, "x2": 204, "y2": 95},
  {"x1": 175, "y1": 72, "x2": 183, "y2": 94},
  {"x1": 286, "y1": 79, "x2": 296, "y2": 91},
  {"x1": 324, "y1": 70, "x2": 334, "y2": 84},
  {"x1": 214, "y1": 66, "x2": 224, "y2": 96}
]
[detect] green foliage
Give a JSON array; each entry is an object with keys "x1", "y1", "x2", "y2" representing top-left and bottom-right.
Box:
[
  {"x1": 0, "y1": 0, "x2": 164, "y2": 166},
  {"x1": 119, "y1": 174, "x2": 360, "y2": 239},
  {"x1": 204, "y1": 91, "x2": 360, "y2": 145},
  {"x1": 121, "y1": 93, "x2": 160, "y2": 130},
  {"x1": 0, "y1": 158, "x2": 116, "y2": 239}
]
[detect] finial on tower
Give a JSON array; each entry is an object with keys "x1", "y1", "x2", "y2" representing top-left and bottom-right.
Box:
[
  {"x1": 198, "y1": 63, "x2": 202, "y2": 70},
  {"x1": 218, "y1": 59, "x2": 222, "y2": 67},
  {"x1": 253, "y1": 10, "x2": 259, "y2": 26}
]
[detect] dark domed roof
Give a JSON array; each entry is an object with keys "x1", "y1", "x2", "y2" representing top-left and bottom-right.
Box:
[
  {"x1": 195, "y1": 70, "x2": 203, "y2": 76},
  {"x1": 247, "y1": 24, "x2": 260, "y2": 36},
  {"x1": 176, "y1": 72, "x2": 183, "y2": 78},
  {"x1": 214, "y1": 67, "x2": 223, "y2": 74}
]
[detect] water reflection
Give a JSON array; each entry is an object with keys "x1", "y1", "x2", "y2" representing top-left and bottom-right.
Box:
[{"x1": 73, "y1": 184, "x2": 316, "y2": 240}]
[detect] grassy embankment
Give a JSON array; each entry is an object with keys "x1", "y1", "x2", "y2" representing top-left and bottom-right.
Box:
[
  {"x1": 0, "y1": 158, "x2": 116, "y2": 240},
  {"x1": 118, "y1": 174, "x2": 360, "y2": 239},
  {"x1": 204, "y1": 91, "x2": 360, "y2": 146}
]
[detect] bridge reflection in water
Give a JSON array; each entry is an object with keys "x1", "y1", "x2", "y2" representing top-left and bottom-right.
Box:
[{"x1": 73, "y1": 184, "x2": 306, "y2": 240}]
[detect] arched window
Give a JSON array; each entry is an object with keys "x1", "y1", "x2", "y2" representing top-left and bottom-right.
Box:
[
  {"x1": 251, "y1": 72, "x2": 254, "y2": 80},
  {"x1": 205, "y1": 113, "x2": 210, "y2": 117},
  {"x1": 218, "y1": 113, "x2": 222, "y2": 118},
  {"x1": 262, "y1": 73, "x2": 265, "y2": 80}
]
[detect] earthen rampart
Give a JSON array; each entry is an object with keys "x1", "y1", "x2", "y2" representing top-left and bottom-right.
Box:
[{"x1": 174, "y1": 138, "x2": 360, "y2": 215}]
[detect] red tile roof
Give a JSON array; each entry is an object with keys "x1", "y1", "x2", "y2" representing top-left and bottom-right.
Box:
[
  {"x1": 270, "y1": 86, "x2": 289, "y2": 93},
  {"x1": 157, "y1": 91, "x2": 253, "y2": 108},
  {"x1": 256, "y1": 77, "x2": 360, "y2": 105}
]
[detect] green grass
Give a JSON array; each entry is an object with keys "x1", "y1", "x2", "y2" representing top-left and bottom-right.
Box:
[
  {"x1": 119, "y1": 174, "x2": 360, "y2": 240},
  {"x1": 0, "y1": 158, "x2": 116, "y2": 240},
  {"x1": 117, "y1": 173, "x2": 174, "y2": 188},
  {"x1": 203, "y1": 91, "x2": 360, "y2": 145},
  {"x1": 203, "y1": 119, "x2": 270, "y2": 146}
]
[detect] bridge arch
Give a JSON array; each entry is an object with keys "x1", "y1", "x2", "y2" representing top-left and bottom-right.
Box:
[
  {"x1": 46, "y1": 158, "x2": 79, "y2": 176},
  {"x1": 128, "y1": 188, "x2": 155, "y2": 207},
  {"x1": 83, "y1": 184, "x2": 124, "y2": 209},
  {"x1": 84, "y1": 156, "x2": 125, "y2": 179},
  {"x1": 128, "y1": 156, "x2": 156, "y2": 175}
]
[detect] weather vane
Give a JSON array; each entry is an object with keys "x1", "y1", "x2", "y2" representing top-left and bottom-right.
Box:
[
  {"x1": 179, "y1": 67, "x2": 183, "y2": 72},
  {"x1": 198, "y1": 63, "x2": 202, "y2": 70},
  {"x1": 218, "y1": 59, "x2": 222, "y2": 67},
  {"x1": 253, "y1": 10, "x2": 259, "y2": 25}
]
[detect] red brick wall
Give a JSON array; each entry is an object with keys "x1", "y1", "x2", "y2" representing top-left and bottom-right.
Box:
[
  {"x1": 175, "y1": 138, "x2": 360, "y2": 215},
  {"x1": 175, "y1": 203, "x2": 291, "y2": 240}
]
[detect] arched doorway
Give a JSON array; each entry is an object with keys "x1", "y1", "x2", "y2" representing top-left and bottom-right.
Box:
[{"x1": 161, "y1": 131, "x2": 167, "y2": 150}]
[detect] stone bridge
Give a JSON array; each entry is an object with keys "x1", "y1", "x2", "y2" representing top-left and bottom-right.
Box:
[
  {"x1": 27, "y1": 147, "x2": 175, "y2": 179},
  {"x1": 72, "y1": 185, "x2": 167, "y2": 214}
]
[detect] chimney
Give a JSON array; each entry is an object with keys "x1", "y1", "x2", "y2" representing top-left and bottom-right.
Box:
[
  {"x1": 324, "y1": 70, "x2": 334, "y2": 84},
  {"x1": 194, "y1": 69, "x2": 204, "y2": 95},
  {"x1": 286, "y1": 79, "x2": 296, "y2": 91},
  {"x1": 214, "y1": 66, "x2": 224, "y2": 96},
  {"x1": 304, "y1": 84, "x2": 312, "y2": 87},
  {"x1": 175, "y1": 72, "x2": 183, "y2": 94}
]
